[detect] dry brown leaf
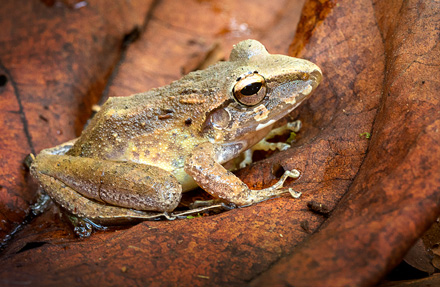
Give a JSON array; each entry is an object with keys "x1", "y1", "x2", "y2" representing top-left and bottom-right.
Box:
[
  {"x1": 0, "y1": 0, "x2": 439, "y2": 286},
  {"x1": 0, "y1": 0, "x2": 156, "y2": 245},
  {"x1": 377, "y1": 273, "x2": 440, "y2": 287},
  {"x1": 402, "y1": 239, "x2": 435, "y2": 275},
  {"x1": 252, "y1": 0, "x2": 440, "y2": 286}
]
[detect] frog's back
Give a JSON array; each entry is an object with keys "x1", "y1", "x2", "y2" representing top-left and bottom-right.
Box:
[{"x1": 67, "y1": 62, "x2": 232, "y2": 167}]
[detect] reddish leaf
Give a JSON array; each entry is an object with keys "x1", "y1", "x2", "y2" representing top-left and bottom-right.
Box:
[
  {"x1": 1, "y1": 0, "x2": 439, "y2": 286},
  {"x1": 0, "y1": 0, "x2": 156, "y2": 244},
  {"x1": 251, "y1": 0, "x2": 440, "y2": 286}
]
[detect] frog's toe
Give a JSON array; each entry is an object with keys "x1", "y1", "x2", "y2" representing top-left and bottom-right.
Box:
[{"x1": 67, "y1": 215, "x2": 108, "y2": 238}]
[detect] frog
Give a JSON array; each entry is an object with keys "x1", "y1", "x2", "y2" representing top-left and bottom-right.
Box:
[{"x1": 29, "y1": 39, "x2": 322, "y2": 226}]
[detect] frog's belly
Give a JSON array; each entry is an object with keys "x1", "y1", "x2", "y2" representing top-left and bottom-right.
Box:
[
  {"x1": 131, "y1": 149, "x2": 197, "y2": 192},
  {"x1": 173, "y1": 168, "x2": 199, "y2": 192},
  {"x1": 132, "y1": 151, "x2": 199, "y2": 192},
  {"x1": 134, "y1": 158, "x2": 198, "y2": 192}
]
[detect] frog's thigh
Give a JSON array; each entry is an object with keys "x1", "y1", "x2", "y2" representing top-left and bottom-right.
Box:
[
  {"x1": 184, "y1": 142, "x2": 293, "y2": 206},
  {"x1": 36, "y1": 172, "x2": 164, "y2": 224},
  {"x1": 31, "y1": 153, "x2": 182, "y2": 212}
]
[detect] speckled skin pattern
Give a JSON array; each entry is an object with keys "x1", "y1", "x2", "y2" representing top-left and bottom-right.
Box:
[{"x1": 30, "y1": 40, "x2": 322, "y2": 224}]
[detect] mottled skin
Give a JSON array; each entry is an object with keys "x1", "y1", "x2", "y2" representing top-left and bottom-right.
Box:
[{"x1": 30, "y1": 40, "x2": 322, "y2": 224}]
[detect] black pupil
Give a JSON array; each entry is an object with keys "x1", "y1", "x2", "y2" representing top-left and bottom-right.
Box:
[{"x1": 241, "y1": 82, "x2": 262, "y2": 96}]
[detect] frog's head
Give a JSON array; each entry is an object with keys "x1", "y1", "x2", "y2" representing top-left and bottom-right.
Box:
[{"x1": 204, "y1": 39, "x2": 322, "y2": 160}]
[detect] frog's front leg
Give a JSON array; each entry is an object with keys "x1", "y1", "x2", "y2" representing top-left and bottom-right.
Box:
[
  {"x1": 185, "y1": 142, "x2": 299, "y2": 206},
  {"x1": 30, "y1": 152, "x2": 182, "y2": 216},
  {"x1": 239, "y1": 120, "x2": 302, "y2": 169}
]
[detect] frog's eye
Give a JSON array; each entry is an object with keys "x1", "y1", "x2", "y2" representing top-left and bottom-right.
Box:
[{"x1": 233, "y1": 73, "x2": 267, "y2": 106}]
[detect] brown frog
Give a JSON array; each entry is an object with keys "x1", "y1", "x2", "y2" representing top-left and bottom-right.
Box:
[{"x1": 30, "y1": 39, "x2": 322, "y2": 226}]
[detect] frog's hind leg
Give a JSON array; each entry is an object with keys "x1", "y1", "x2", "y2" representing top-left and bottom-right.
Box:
[
  {"x1": 35, "y1": 171, "x2": 169, "y2": 225},
  {"x1": 30, "y1": 153, "x2": 182, "y2": 218}
]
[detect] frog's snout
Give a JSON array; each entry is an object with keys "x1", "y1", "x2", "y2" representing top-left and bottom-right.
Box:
[
  {"x1": 310, "y1": 67, "x2": 323, "y2": 89},
  {"x1": 301, "y1": 58, "x2": 322, "y2": 81}
]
